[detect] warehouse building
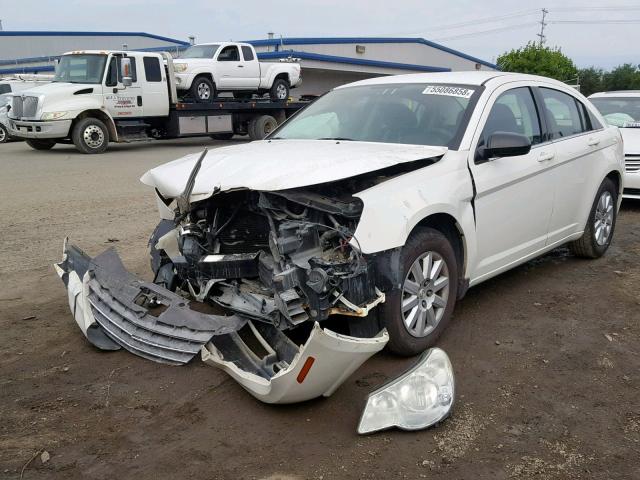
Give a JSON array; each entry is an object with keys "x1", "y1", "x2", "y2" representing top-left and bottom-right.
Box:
[{"x1": 0, "y1": 32, "x2": 497, "y2": 96}]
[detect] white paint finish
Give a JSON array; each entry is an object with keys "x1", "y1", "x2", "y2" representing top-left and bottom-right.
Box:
[
  {"x1": 173, "y1": 43, "x2": 301, "y2": 92},
  {"x1": 201, "y1": 322, "x2": 388, "y2": 404},
  {"x1": 140, "y1": 140, "x2": 447, "y2": 198}
]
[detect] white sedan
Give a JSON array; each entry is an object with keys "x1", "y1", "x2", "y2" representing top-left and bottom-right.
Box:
[
  {"x1": 589, "y1": 91, "x2": 640, "y2": 199},
  {"x1": 57, "y1": 71, "x2": 624, "y2": 403}
]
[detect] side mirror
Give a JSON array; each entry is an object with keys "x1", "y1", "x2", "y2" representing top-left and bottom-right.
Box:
[
  {"x1": 120, "y1": 58, "x2": 133, "y2": 87},
  {"x1": 479, "y1": 132, "x2": 531, "y2": 161}
]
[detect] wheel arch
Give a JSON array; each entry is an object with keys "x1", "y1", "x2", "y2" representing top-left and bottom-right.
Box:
[
  {"x1": 73, "y1": 109, "x2": 117, "y2": 142},
  {"x1": 409, "y1": 212, "x2": 469, "y2": 298},
  {"x1": 192, "y1": 72, "x2": 215, "y2": 87},
  {"x1": 605, "y1": 169, "x2": 622, "y2": 197}
]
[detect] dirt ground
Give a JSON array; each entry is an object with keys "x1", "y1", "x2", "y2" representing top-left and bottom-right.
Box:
[{"x1": 1, "y1": 139, "x2": 638, "y2": 480}]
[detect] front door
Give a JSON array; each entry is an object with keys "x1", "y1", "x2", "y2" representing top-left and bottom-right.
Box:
[
  {"x1": 215, "y1": 45, "x2": 242, "y2": 89},
  {"x1": 468, "y1": 85, "x2": 556, "y2": 283},
  {"x1": 103, "y1": 55, "x2": 143, "y2": 118}
]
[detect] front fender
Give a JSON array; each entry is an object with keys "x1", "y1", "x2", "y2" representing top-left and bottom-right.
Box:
[{"x1": 352, "y1": 152, "x2": 478, "y2": 270}]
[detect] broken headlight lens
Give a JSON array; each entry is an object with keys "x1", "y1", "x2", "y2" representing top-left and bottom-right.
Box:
[{"x1": 357, "y1": 348, "x2": 454, "y2": 434}]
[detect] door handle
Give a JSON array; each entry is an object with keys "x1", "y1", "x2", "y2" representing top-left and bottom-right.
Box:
[
  {"x1": 588, "y1": 137, "x2": 600, "y2": 146},
  {"x1": 237, "y1": 65, "x2": 244, "y2": 68},
  {"x1": 538, "y1": 151, "x2": 555, "y2": 162}
]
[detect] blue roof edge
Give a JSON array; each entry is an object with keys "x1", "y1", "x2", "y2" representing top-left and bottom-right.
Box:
[
  {"x1": 0, "y1": 31, "x2": 190, "y2": 46},
  {"x1": 257, "y1": 50, "x2": 451, "y2": 72},
  {"x1": 247, "y1": 37, "x2": 496, "y2": 69}
]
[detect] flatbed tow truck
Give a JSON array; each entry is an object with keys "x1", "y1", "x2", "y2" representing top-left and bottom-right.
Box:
[{"x1": 7, "y1": 50, "x2": 310, "y2": 153}]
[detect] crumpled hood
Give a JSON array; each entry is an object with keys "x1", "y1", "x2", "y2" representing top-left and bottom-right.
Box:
[
  {"x1": 140, "y1": 140, "x2": 447, "y2": 199},
  {"x1": 620, "y1": 128, "x2": 640, "y2": 154}
]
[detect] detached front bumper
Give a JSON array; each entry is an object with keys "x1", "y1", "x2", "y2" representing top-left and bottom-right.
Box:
[
  {"x1": 55, "y1": 240, "x2": 389, "y2": 403},
  {"x1": 8, "y1": 118, "x2": 71, "y2": 139}
]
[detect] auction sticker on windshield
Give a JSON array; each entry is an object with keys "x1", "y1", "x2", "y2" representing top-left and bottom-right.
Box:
[{"x1": 422, "y1": 85, "x2": 474, "y2": 98}]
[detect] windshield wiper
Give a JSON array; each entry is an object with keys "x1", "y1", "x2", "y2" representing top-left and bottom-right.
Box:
[{"x1": 317, "y1": 137, "x2": 354, "y2": 141}]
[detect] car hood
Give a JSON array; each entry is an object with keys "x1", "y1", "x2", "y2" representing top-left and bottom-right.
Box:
[
  {"x1": 620, "y1": 128, "x2": 640, "y2": 154},
  {"x1": 140, "y1": 140, "x2": 447, "y2": 200},
  {"x1": 17, "y1": 82, "x2": 96, "y2": 97}
]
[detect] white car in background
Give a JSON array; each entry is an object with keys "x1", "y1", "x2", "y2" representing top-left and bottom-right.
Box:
[
  {"x1": 589, "y1": 91, "x2": 640, "y2": 199},
  {"x1": 57, "y1": 71, "x2": 623, "y2": 403},
  {"x1": 173, "y1": 42, "x2": 302, "y2": 102},
  {"x1": 0, "y1": 94, "x2": 12, "y2": 143}
]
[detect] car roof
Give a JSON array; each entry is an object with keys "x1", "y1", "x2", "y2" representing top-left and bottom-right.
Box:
[
  {"x1": 335, "y1": 71, "x2": 573, "y2": 89},
  {"x1": 589, "y1": 90, "x2": 640, "y2": 98}
]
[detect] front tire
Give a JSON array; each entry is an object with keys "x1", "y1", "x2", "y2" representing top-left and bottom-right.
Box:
[
  {"x1": 0, "y1": 124, "x2": 8, "y2": 143},
  {"x1": 569, "y1": 177, "x2": 618, "y2": 258},
  {"x1": 381, "y1": 227, "x2": 459, "y2": 356},
  {"x1": 191, "y1": 76, "x2": 215, "y2": 103},
  {"x1": 269, "y1": 78, "x2": 290, "y2": 101},
  {"x1": 26, "y1": 139, "x2": 56, "y2": 150},
  {"x1": 72, "y1": 117, "x2": 109, "y2": 154}
]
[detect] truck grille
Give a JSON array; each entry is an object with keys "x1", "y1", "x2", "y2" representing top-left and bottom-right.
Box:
[
  {"x1": 11, "y1": 95, "x2": 39, "y2": 118},
  {"x1": 625, "y1": 154, "x2": 640, "y2": 173}
]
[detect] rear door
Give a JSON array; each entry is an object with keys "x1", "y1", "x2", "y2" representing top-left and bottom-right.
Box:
[
  {"x1": 103, "y1": 55, "x2": 143, "y2": 118},
  {"x1": 537, "y1": 87, "x2": 611, "y2": 244},
  {"x1": 240, "y1": 45, "x2": 260, "y2": 88},
  {"x1": 215, "y1": 45, "x2": 242, "y2": 89},
  {"x1": 468, "y1": 84, "x2": 556, "y2": 282}
]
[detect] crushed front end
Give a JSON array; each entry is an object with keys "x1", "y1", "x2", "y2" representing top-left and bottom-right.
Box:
[{"x1": 56, "y1": 173, "x2": 392, "y2": 402}]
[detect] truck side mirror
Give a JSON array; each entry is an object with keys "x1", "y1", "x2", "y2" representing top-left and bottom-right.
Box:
[{"x1": 120, "y1": 58, "x2": 133, "y2": 87}]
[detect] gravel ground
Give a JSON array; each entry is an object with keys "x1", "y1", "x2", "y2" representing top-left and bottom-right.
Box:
[{"x1": 0, "y1": 139, "x2": 638, "y2": 479}]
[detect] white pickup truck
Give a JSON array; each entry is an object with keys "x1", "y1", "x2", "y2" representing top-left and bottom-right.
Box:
[{"x1": 173, "y1": 42, "x2": 302, "y2": 102}]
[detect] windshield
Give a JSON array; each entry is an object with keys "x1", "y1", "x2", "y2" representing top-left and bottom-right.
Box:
[
  {"x1": 590, "y1": 97, "x2": 640, "y2": 127},
  {"x1": 273, "y1": 83, "x2": 476, "y2": 147},
  {"x1": 179, "y1": 44, "x2": 220, "y2": 59},
  {"x1": 54, "y1": 54, "x2": 107, "y2": 84}
]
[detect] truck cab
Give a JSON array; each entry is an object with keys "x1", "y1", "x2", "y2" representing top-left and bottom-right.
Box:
[{"x1": 8, "y1": 50, "x2": 172, "y2": 152}]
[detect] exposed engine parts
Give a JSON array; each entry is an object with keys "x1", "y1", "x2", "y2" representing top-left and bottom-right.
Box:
[{"x1": 151, "y1": 186, "x2": 384, "y2": 331}]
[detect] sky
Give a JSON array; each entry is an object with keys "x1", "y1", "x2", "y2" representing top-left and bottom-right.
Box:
[{"x1": 1, "y1": 0, "x2": 638, "y2": 69}]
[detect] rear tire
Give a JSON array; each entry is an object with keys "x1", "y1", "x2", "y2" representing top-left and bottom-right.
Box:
[
  {"x1": 26, "y1": 139, "x2": 56, "y2": 150},
  {"x1": 191, "y1": 76, "x2": 215, "y2": 103},
  {"x1": 569, "y1": 177, "x2": 617, "y2": 258},
  {"x1": 248, "y1": 115, "x2": 278, "y2": 140},
  {"x1": 269, "y1": 78, "x2": 290, "y2": 101},
  {"x1": 381, "y1": 227, "x2": 459, "y2": 356},
  {"x1": 72, "y1": 117, "x2": 109, "y2": 154}
]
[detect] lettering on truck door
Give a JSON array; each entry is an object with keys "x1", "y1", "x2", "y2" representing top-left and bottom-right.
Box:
[{"x1": 103, "y1": 56, "x2": 143, "y2": 118}]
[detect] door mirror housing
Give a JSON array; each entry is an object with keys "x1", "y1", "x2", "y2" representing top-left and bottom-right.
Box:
[
  {"x1": 478, "y1": 132, "x2": 531, "y2": 161},
  {"x1": 120, "y1": 58, "x2": 133, "y2": 87}
]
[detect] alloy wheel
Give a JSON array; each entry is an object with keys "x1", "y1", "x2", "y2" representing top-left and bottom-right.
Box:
[
  {"x1": 83, "y1": 125, "x2": 104, "y2": 149},
  {"x1": 594, "y1": 190, "x2": 614, "y2": 246}
]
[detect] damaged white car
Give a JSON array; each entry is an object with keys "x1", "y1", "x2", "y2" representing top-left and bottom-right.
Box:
[{"x1": 57, "y1": 71, "x2": 623, "y2": 405}]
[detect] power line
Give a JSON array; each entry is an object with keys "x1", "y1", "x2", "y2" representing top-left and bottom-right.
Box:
[
  {"x1": 432, "y1": 22, "x2": 539, "y2": 42},
  {"x1": 550, "y1": 19, "x2": 640, "y2": 24}
]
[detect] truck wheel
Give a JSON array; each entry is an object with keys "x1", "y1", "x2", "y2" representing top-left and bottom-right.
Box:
[
  {"x1": 191, "y1": 76, "x2": 215, "y2": 103},
  {"x1": 381, "y1": 227, "x2": 459, "y2": 356},
  {"x1": 210, "y1": 133, "x2": 234, "y2": 140},
  {"x1": 72, "y1": 117, "x2": 109, "y2": 154},
  {"x1": 249, "y1": 115, "x2": 278, "y2": 140},
  {"x1": 0, "y1": 124, "x2": 8, "y2": 143},
  {"x1": 569, "y1": 177, "x2": 618, "y2": 258},
  {"x1": 269, "y1": 79, "x2": 290, "y2": 101},
  {"x1": 26, "y1": 139, "x2": 56, "y2": 150}
]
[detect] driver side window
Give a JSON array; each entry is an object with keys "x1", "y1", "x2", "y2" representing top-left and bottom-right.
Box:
[{"x1": 480, "y1": 87, "x2": 542, "y2": 147}]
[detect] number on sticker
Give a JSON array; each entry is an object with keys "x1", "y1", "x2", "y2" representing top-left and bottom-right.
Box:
[{"x1": 422, "y1": 86, "x2": 474, "y2": 99}]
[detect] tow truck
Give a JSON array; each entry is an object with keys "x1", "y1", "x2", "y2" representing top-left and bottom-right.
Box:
[{"x1": 6, "y1": 50, "x2": 308, "y2": 154}]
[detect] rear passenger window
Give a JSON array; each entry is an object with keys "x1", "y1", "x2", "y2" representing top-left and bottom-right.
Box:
[
  {"x1": 218, "y1": 46, "x2": 240, "y2": 62},
  {"x1": 480, "y1": 87, "x2": 542, "y2": 146},
  {"x1": 0, "y1": 84, "x2": 11, "y2": 94},
  {"x1": 241, "y1": 46, "x2": 255, "y2": 61},
  {"x1": 143, "y1": 57, "x2": 162, "y2": 82},
  {"x1": 540, "y1": 88, "x2": 586, "y2": 139}
]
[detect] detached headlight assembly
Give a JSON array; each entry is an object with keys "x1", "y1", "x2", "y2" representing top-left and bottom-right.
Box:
[
  {"x1": 174, "y1": 63, "x2": 188, "y2": 73},
  {"x1": 41, "y1": 111, "x2": 69, "y2": 121},
  {"x1": 357, "y1": 348, "x2": 454, "y2": 435}
]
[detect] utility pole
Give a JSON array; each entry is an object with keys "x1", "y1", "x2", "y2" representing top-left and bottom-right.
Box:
[{"x1": 537, "y1": 8, "x2": 549, "y2": 46}]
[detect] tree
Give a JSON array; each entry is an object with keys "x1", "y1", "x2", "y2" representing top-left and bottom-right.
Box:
[
  {"x1": 577, "y1": 67, "x2": 604, "y2": 96},
  {"x1": 603, "y1": 64, "x2": 640, "y2": 91},
  {"x1": 497, "y1": 42, "x2": 577, "y2": 82}
]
